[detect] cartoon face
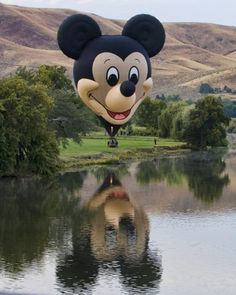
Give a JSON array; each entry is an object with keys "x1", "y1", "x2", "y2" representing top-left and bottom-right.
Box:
[
  {"x1": 58, "y1": 14, "x2": 165, "y2": 135},
  {"x1": 77, "y1": 51, "x2": 152, "y2": 125}
]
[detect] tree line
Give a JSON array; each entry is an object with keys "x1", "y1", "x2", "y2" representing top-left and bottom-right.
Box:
[
  {"x1": 134, "y1": 95, "x2": 230, "y2": 148},
  {"x1": 199, "y1": 83, "x2": 236, "y2": 94},
  {"x1": 0, "y1": 65, "x2": 230, "y2": 176},
  {"x1": 0, "y1": 65, "x2": 96, "y2": 176}
]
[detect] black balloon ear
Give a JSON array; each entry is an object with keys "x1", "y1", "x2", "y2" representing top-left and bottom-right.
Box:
[
  {"x1": 122, "y1": 14, "x2": 165, "y2": 57},
  {"x1": 57, "y1": 14, "x2": 102, "y2": 60}
]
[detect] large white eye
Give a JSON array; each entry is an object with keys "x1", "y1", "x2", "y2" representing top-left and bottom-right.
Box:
[
  {"x1": 106, "y1": 67, "x2": 119, "y2": 86},
  {"x1": 129, "y1": 66, "x2": 139, "y2": 84}
]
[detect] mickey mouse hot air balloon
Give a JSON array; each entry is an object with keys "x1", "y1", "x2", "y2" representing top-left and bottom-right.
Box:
[{"x1": 57, "y1": 14, "x2": 165, "y2": 145}]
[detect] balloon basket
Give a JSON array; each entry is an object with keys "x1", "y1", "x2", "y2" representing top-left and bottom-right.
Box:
[{"x1": 107, "y1": 137, "x2": 118, "y2": 148}]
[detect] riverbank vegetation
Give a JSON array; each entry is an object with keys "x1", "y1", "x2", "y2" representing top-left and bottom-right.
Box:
[
  {"x1": 134, "y1": 95, "x2": 230, "y2": 149},
  {"x1": 60, "y1": 135, "x2": 186, "y2": 168},
  {"x1": 0, "y1": 66, "x2": 231, "y2": 176}
]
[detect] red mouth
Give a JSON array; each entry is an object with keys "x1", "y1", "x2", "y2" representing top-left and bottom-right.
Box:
[{"x1": 107, "y1": 109, "x2": 131, "y2": 120}]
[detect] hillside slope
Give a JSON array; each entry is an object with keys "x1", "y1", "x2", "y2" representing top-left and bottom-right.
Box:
[{"x1": 0, "y1": 2, "x2": 236, "y2": 99}]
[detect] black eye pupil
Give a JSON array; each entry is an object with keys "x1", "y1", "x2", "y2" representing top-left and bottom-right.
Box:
[
  {"x1": 130, "y1": 74, "x2": 138, "y2": 84},
  {"x1": 108, "y1": 74, "x2": 118, "y2": 86}
]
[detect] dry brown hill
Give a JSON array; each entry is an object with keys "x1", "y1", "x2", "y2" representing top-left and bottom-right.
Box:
[{"x1": 1, "y1": 2, "x2": 236, "y2": 99}]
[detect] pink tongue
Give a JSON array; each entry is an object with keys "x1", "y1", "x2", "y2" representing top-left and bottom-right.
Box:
[{"x1": 114, "y1": 113, "x2": 126, "y2": 120}]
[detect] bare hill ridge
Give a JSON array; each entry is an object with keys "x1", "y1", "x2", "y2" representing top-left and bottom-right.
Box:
[{"x1": 1, "y1": 2, "x2": 236, "y2": 99}]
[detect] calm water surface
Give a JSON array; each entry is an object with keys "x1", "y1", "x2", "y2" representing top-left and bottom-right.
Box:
[{"x1": 0, "y1": 150, "x2": 236, "y2": 295}]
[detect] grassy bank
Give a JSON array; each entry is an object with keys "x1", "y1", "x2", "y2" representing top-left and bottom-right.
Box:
[{"x1": 60, "y1": 134, "x2": 188, "y2": 169}]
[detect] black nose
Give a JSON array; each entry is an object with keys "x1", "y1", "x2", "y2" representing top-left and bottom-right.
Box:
[{"x1": 120, "y1": 81, "x2": 135, "y2": 97}]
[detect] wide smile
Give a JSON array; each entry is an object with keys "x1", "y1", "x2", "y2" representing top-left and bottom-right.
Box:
[
  {"x1": 107, "y1": 109, "x2": 131, "y2": 120},
  {"x1": 89, "y1": 92, "x2": 145, "y2": 121}
]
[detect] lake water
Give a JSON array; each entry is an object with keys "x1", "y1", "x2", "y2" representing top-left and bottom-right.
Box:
[{"x1": 0, "y1": 150, "x2": 236, "y2": 295}]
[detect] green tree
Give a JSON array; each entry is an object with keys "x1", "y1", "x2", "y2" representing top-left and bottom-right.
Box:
[
  {"x1": 0, "y1": 65, "x2": 98, "y2": 176},
  {"x1": 223, "y1": 85, "x2": 232, "y2": 93},
  {"x1": 171, "y1": 105, "x2": 192, "y2": 140},
  {"x1": 199, "y1": 83, "x2": 214, "y2": 94},
  {"x1": 134, "y1": 97, "x2": 166, "y2": 133},
  {"x1": 221, "y1": 99, "x2": 236, "y2": 118},
  {"x1": 184, "y1": 96, "x2": 230, "y2": 149},
  {"x1": 227, "y1": 119, "x2": 236, "y2": 133},
  {"x1": 48, "y1": 89, "x2": 96, "y2": 146},
  {"x1": 16, "y1": 65, "x2": 96, "y2": 145},
  {"x1": 0, "y1": 76, "x2": 60, "y2": 176},
  {"x1": 34, "y1": 65, "x2": 74, "y2": 91},
  {"x1": 15, "y1": 66, "x2": 35, "y2": 84},
  {"x1": 158, "y1": 101, "x2": 188, "y2": 138}
]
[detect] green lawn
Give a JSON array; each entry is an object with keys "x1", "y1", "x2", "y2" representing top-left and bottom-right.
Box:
[{"x1": 60, "y1": 134, "x2": 184, "y2": 158}]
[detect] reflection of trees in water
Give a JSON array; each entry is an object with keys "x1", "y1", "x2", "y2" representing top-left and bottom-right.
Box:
[
  {"x1": 0, "y1": 171, "x2": 87, "y2": 274},
  {"x1": 0, "y1": 171, "x2": 162, "y2": 294},
  {"x1": 56, "y1": 173, "x2": 162, "y2": 294},
  {"x1": 0, "y1": 151, "x2": 230, "y2": 292},
  {"x1": 56, "y1": 210, "x2": 99, "y2": 292},
  {"x1": 136, "y1": 150, "x2": 230, "y2": 203},
  {"x1": 119, "y1": 250, "x2": 162, "y2": 293},
  {"x1": 91, "y1": 164, "x2": 130, "y2": 182},
  {"x1": 182, "y1": 158, "x2": 229, "y2": 202},
  {"x1": 136, "y1": 158, "x2": 185, "y2": 186},
  {"x1": 58, "y1": 171, "x2": 87, "y2": 194}
]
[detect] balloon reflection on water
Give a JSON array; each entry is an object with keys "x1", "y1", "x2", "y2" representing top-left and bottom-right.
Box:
[{"x1": 57, "y1": 172, "x2": 162, "y2": 294}]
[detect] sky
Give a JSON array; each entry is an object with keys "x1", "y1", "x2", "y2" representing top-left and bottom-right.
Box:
[{"x1": 1, "y1": 0, "x2": 236, "y2": 26}]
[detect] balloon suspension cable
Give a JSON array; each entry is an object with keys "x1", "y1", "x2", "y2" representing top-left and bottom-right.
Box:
[{"x1": 107, "y1": 126, "x2": 118, "y2": 148}]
